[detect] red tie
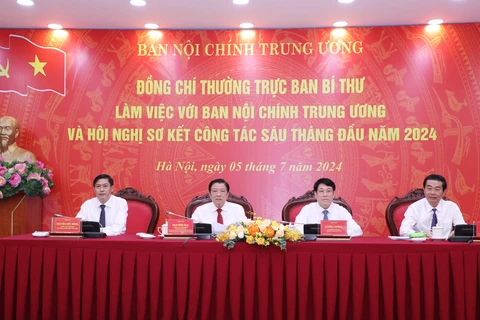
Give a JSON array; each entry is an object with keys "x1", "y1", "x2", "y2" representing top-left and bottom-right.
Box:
[{"x1": 217, "y1": 208, "x2": 223, "y2": 224}]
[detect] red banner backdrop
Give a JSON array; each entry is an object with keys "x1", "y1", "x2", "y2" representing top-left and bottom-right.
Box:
[{"x1": 0, "y1": 25, "x2": 479, "y2": 236}]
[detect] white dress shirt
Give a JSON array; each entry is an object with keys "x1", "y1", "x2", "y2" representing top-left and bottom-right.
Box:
[
  {"x1": 76, "y1": 195, "x2": 128, "y2": 236},
  {"x1": 294, "y1": 202, "x2": 363, "y2": 237},
  {"x1": 192, "y1": 201, "x2": 247, "y2": 227},
  {"x1": 399, "y1": 198, "x2": 465, "y2": 238}
]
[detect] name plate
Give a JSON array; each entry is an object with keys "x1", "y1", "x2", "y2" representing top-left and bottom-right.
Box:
[
  {"x1": 321, "y1": 220, "x2": 347, "y2": 236},
  {"x1": 51, "y1": 217, "x2": 82, "y2": 233},
  {"x1": 168, "y1": 219, "x2": 194, "y2": 235}
]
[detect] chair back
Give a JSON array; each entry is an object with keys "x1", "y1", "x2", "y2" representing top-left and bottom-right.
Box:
[
  {"x1": 185, "y1": 193, "x2": 254, "y2": 219},
  {"x1": 282, "y1": 190, "x2": 352, "y2": 222},
  {"x1": 115, "y1": 187, "x2": 159, "y2": 234},
  {"x1": 385, "y1": 188, "x2": 425, "y2": 236}
]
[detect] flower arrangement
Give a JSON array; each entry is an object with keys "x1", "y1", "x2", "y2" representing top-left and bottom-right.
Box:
[
  {"x1": 0, "y1": 157, "x2": 54, "y2": 199},
  {"x1": 216, "y1": 218, "x2": 303, "y2": 251}
]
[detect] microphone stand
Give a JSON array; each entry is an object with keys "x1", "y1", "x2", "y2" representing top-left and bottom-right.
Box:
[{"x1": 166, "y1": 211, "x2": 201, "y2": 222}]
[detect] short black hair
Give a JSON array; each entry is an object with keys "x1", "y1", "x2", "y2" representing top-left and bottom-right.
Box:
[
  {"x1": 313, "y1": 178, "x2": 336, "y2": 192},
  {"x1": 209, "y1": 178, "x2": 230, "y2": 193},
  {"x1": 423, "y1": 174, "x2": 447, "y2": 190},
  {"x1": 93, "y1": 174, "x2": 114, "y2": 187}
]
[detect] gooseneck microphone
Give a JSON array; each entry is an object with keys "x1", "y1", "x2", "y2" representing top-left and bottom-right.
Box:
[
  {"x1": 54, "y1": 213, "x2": 68, "y2": 218},
  {"x1": 279, "y1": 220, "x2": 306, "y2": 225},
  {"x1": 166, "y1": 211, "x2": 201, "y2": 222}
]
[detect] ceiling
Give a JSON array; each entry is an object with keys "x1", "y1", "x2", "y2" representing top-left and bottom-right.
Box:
[{"x1": 0, "y1": 0, "x2": 479, "y2": 30}]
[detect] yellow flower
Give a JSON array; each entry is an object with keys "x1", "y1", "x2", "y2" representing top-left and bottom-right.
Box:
[
  {"x1": 271, "y1": 221, "x2": 280, "y2": 230},
  {"x1": 285, "y1": 229, "x2": 302, "y2": 241},
  {"x1": 218, "y1": 219, "x2": 301, "y2": 251},
  {"x1": 216, "y1": 233, "x2": 229, "y2": 242}
]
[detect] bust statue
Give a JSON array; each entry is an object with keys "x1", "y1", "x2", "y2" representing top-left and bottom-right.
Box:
[{"x1": 0, "y1": 116, "x2": 37, "y2": 162}]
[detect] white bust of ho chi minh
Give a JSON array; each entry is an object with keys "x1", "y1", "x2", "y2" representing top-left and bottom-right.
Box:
[{"x1": 0, "y1": 115, "x2": 36, "y2": 162}]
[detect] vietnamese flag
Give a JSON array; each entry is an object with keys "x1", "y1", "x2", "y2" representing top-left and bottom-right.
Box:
[{"x1": 0, "y1": 34, "x2": 66, "y2": 96}]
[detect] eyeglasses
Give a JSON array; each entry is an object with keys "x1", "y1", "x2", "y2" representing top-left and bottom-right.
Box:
[
  {"x1": 425, "y1": 187, "x2": 443, "y2": 193},
  {"x1": 316, "y1": 189, "x2": 333, "y2": 195}
]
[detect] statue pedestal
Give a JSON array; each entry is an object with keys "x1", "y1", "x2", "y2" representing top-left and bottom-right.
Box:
[{"x1": 0, "y1": 192, "x2": 43, "y2": 237}]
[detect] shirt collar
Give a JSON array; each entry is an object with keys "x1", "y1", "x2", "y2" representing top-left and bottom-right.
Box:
[
  {"x1": 95, "y1": 195, "x2": 114, "y2": 208},
  {"x1": 425, "y1": 198, "x2": 444, "y2": 212},
  {"x1": 210, "y1": 201, "x2": 228, "y2": 212},
  {"x1": 317, "y1": 202, "x2": 333, "y2": 211}
]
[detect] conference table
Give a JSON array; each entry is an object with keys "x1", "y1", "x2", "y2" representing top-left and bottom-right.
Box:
[{"x1": 1, "y1": 235, "x2": 479, "y2": 320}]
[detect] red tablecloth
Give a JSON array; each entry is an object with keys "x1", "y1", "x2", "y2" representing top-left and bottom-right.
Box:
[{"x1": 1, "y1": 235, "x2": 479, "y2": 320}]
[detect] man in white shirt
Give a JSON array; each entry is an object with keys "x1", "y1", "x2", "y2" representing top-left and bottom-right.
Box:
[
  {"x1": 399, "y1": 174, "x2": 465, "y2": 238},
  {"x1": 294, "y1": 178, "x2": 363, "y2": 237},
  {"x1": 192, "y1": 178, "x2": 247, "y2": 232},
  {"x1": 76, "y1": 174, "x2": 128, "y2": 236}
]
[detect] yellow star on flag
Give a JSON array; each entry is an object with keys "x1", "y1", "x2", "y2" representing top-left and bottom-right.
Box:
[{"x1": 29, "y1": 55, "x2": 47, "y2": 76}]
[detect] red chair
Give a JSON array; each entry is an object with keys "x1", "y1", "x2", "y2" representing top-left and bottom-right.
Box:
[
  {"x1": 115, "y1": 187, "x2": 159, "y2": 234},
  {"x1": 185, "y1": 193, "x2": 254, "y2": 219},
  {"x1": 281, "y1": 190, "x2": 352, "y2": 222},
  {"x1": 385, "y1": 188, "x2": 425, "y2": 236}
]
